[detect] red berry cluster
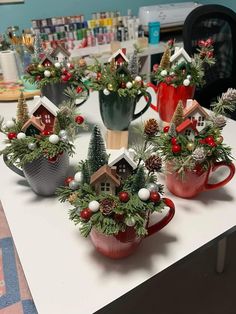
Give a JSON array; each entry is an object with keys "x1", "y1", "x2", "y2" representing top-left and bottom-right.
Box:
[
  {"x1": 199, "y1": 135, "x2": 216, "y2": 147},
  {"x1": 171, "y1": 137, "x2": 181, "y2": 153}
]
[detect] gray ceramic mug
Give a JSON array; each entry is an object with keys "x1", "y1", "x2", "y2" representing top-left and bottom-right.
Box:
[{"x1": 3, "y1": 153, "x2": 69, "y2": 196}]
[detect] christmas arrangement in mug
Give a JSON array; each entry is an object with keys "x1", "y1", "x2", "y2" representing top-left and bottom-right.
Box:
[
  {"x1": 57, "y1": 123, "x2": 173, "y2": 239},
  {"x1": 151, "y1": 39, "x2": 215, "y2": 88},
  {"x1": 87, "y1": 47, "x2": 148, "y2": 97},
  {"x1": 0, "y1": 92, "x2": 85, "y2": 168},
  {"x1": 141, "y1": 88, "x2": 236, "y2": 179}
]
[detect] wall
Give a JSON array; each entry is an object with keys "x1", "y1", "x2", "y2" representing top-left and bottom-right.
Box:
[
  {"x1": 0, "y1": 0, "x2": 191, "y2": 33},
  {"x1": 200, "y1": 0, "x2": 236, "y2": 11}
]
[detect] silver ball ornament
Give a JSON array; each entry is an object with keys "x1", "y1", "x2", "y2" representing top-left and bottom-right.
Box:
[
  {"x1": 49, "y1": 134, "x2": 60, "y2": 144},
  {"x1": 59, "y1": 130, "x2": 67, "y2": 137},
  {"x1": 88, "y1": 200, "x2": 100, "y2": 212},
  {"x1": 17, "y1": 132, "x2": 26, "y2": 140},
  {"x1": 138, "y1": 188, "x2": 150, "y2": 201},
  {"x1": 125, "y1": 216, "x2": 136, "y2": 227},
  {"x1": 69, "y1": 180, "x2": 80, "y2": 190},
  {"x1": 146, "y1": 183, "x2": 159, "y2": 192},
  {"x1": 28, "y1": 142, "x2": 36, "y2": 150}
]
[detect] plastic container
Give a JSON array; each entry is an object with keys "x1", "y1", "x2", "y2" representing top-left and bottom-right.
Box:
[{"x1": 148, "y1": 21, "x2": 160, "y2": 44}]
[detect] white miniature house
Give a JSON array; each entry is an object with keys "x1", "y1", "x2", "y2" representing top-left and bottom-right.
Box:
[{"x1": 184, "y1": 99, "x2": 209, "y2": 132}]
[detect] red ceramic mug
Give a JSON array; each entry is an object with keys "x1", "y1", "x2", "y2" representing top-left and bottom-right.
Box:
[
  {"x1": 166, "y1": 161, "x2": 235, "y2": 198},
  {"x1": 147, "y1": 82, "x2": 195, "y2": 123},
  {"x1": 90, "y1": 198, "x2": 175, "y2": 259}
]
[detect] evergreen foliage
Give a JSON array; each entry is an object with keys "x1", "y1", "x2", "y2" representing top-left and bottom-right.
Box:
[
  {"x1": 128, "y1": 50, "x2": 139, "y2": 76},
  {"x1": 87, "y1": 125, "x2": 108, "y2": 174},
  {"x1": 131, "y1": 166, "x2": 146, "y2": 193}
]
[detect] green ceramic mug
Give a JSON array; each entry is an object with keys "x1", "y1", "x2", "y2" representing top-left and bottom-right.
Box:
[{"x1": 99, "y1": 91, "x2": 152, "y2": 131}]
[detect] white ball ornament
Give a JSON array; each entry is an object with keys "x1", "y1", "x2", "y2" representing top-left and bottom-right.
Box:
[
  {"x1": 6, "y1": 120, "x2": 15, "y2": 128},
  {"x1": 88, "y1": 200, "x2": 100, "y2": 212},
  {"x1": 74, "y1": 171, "x2": 83, "y2": 183},
  {"x1": 187, "y1": 75, "x2": 192, "y2": 79},
  {"x1": 59, "y1": 130, "x2": 67, "y2": 137},
  {"x1": 69, "y1": 180, "x2": 80, "y2": 190},
  {"x1": 183, "y1": 79, "x2": 190, "y2": 86},
  {"x1": 54, "y1": 62, "x2": 61, "y2": 68},
  {"x1": 126, "y1": 81, "x2": 133, "y2": 89},
  {"x1": 17, "y1": 132, "x2": 26, "y2": 140},
  {"x1": 49, "y1": 134, "x2": 60, "y2": 144},
  {"x1": 135, "y1": 76, "x2": 142, "y2": 82},
  {"x1": 103, "y1": 88, "x2": 110, "y2": 95},
  {"x1": 161, "y1": 70, "x2": 168, "y2": 76},
  {"x1": 28, "y1": 142, "x2": 36, "y2": 150},
  {"x1": 44, "y1": 70, "x2": 51, "y2": 77},
  {"x1": 138, "y1": 188, "x2": 151, "y2": 201},
  {"x1": 125, "y1": 217, "x2": 136, "y2": 227}
]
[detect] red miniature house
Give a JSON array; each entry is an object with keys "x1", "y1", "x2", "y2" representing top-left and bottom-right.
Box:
[
  {"x1": 176, "y1": 118, "x2": 198, "y2": 141},
  {"x1": 39, "y1": 54, "x2": 55, "y2": 67},
  {"x1": 108, "y1": 48, "x2": 129, "y2": 66},
  {"x1": 30, "y1": 96, "x2": 58, "y2": 132}
]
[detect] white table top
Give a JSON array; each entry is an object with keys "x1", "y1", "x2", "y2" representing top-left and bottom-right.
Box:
[{"x1": 0, "y1": 92, "x2": 236, "y2": 314}]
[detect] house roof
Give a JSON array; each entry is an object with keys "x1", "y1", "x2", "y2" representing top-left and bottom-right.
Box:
[
  {"x1": 184, "y1": 100, "x2": 209, "y2": 119},
  {"x1": 108, "y1": 48, "x2": 129, "y2": 63},
  {"x1": 39, "y1": 54, "x2": 55, "y2": 65},
  {"x1": 50, "y1": 44, "x2": 71, "y2": 58},
  {"x1": 90, "y1": 165, "x2": 120, "y2": 187},
  {"x1": 176, "y1": 118, "x2": 198, "y2": 134},
  {"x1": 108, "y1": 148, "x2": 137, "y2": 169},
  {"x1": 22, "y1": 116, "x2": 45, "y2": 133},
  {"x1": 170, "y1": 47, "x2": 192, "y2": 64},
  {"x1": 30, "y1": 96, "x2": 58, "y2": 117}
]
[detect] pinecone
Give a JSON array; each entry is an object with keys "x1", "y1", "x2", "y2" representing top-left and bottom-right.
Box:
[
  {"x1": 68, "y1": 193, "x2": 78, "y2": 204},
  {"x1": 144, "y1": 119, "x2": 159, "y2": 136},
  {"x1": 212, "y1": 114, "x2": 227, "y2": 128},
  {"x1": 192, "y1": 147, "x2": 206, "y2": 162},
  {"x1": 100, "y1": 198, "x2": 116, "y2": 216},
  {"x1": 145, "y1": 155, "x2": 162, "y2": 172}
]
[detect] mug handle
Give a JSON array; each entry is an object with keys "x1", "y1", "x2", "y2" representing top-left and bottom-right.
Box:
[
  {"x1": 74, "y1": 80, "x2": 90, "y2": 107},
  {"x1": 146, "y1": 82, "x2": 160, "y2": 112},
  {"x1": 205, "y1": 161, "x2": 235, "y2": 191},
  {"x1": 3, "y1": 154, "x2": 25, "y2": 177},
  {"x1": 146, "y1": 198, "x2": 175, "y2": 237},
  {"x1": 132, "y1": 91, "x2": 152, "y2": 121}
]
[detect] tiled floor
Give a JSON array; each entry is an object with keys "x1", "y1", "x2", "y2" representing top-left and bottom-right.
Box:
[{"x1": 96, "y1": 230, "x2": 236, "y2": 314}]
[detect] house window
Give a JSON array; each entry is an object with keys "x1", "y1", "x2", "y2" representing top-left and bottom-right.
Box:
[
  {"x1": 118, "y1": 164, "x2": 126, "y2": 173},
  {"x1": 198, "y1": 116, "x2": 204, "y2": 127},
  {"x1": 101, "y1": 182, "x2": 110, "y2": 192},
  {"x1": 44, "y1": 114, "x2": 51, "y2": 124},
  {"x1": 185, "y1": 129, "x2": 191, "y2": 136}
]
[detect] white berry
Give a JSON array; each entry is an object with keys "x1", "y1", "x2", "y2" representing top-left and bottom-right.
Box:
[
  {"x1": 88, "y1": 200, "x2": 100, "y2": 212},
  {"x1": 183, "y1": 79, "x2": 190, "y2": 86},
  {"x1": 17, "y1": 132, "x2": 26, "y2": 140},
  {"x1": 44, "y1": 70, "x2": 51, "y2": 77},
  {"x1": 6, "y1": 120, "x2": 15, "y2": 128},
  {"x1": 126, "y1": 81, "x2": 132, "y2": 89},
  {"x1": 161, "y1": 70, "x2": 167, "y2": 76},
  {"x1": 54, "y1": 62, "x2": 61, "y2": 68},
  {"x1": 138, "y1": 188, "x2": 150, "y2": 201},
  {"x1": 74, "y1": 171, "x2": 83, "y2": 183},
  {"x1": 49, "y1": 134, "x2": 60, "y2": 144},
  {"x1": 103, "y1": 88, "x2": 110, "y2": 95},
  {"x1": 135, "y1": 76, "x2": 142, "y2": 82}
]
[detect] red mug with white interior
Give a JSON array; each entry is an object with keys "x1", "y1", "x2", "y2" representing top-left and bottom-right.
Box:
[
  {"x1": 165, "y1": 161, "x2": 235, "y2": 198},
  {"x1": 90, "y1": 198, "x2": 175, "y2": 259},
  {"x1": 147, "y1": 82, "x2": 195, "y2": 123}
]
